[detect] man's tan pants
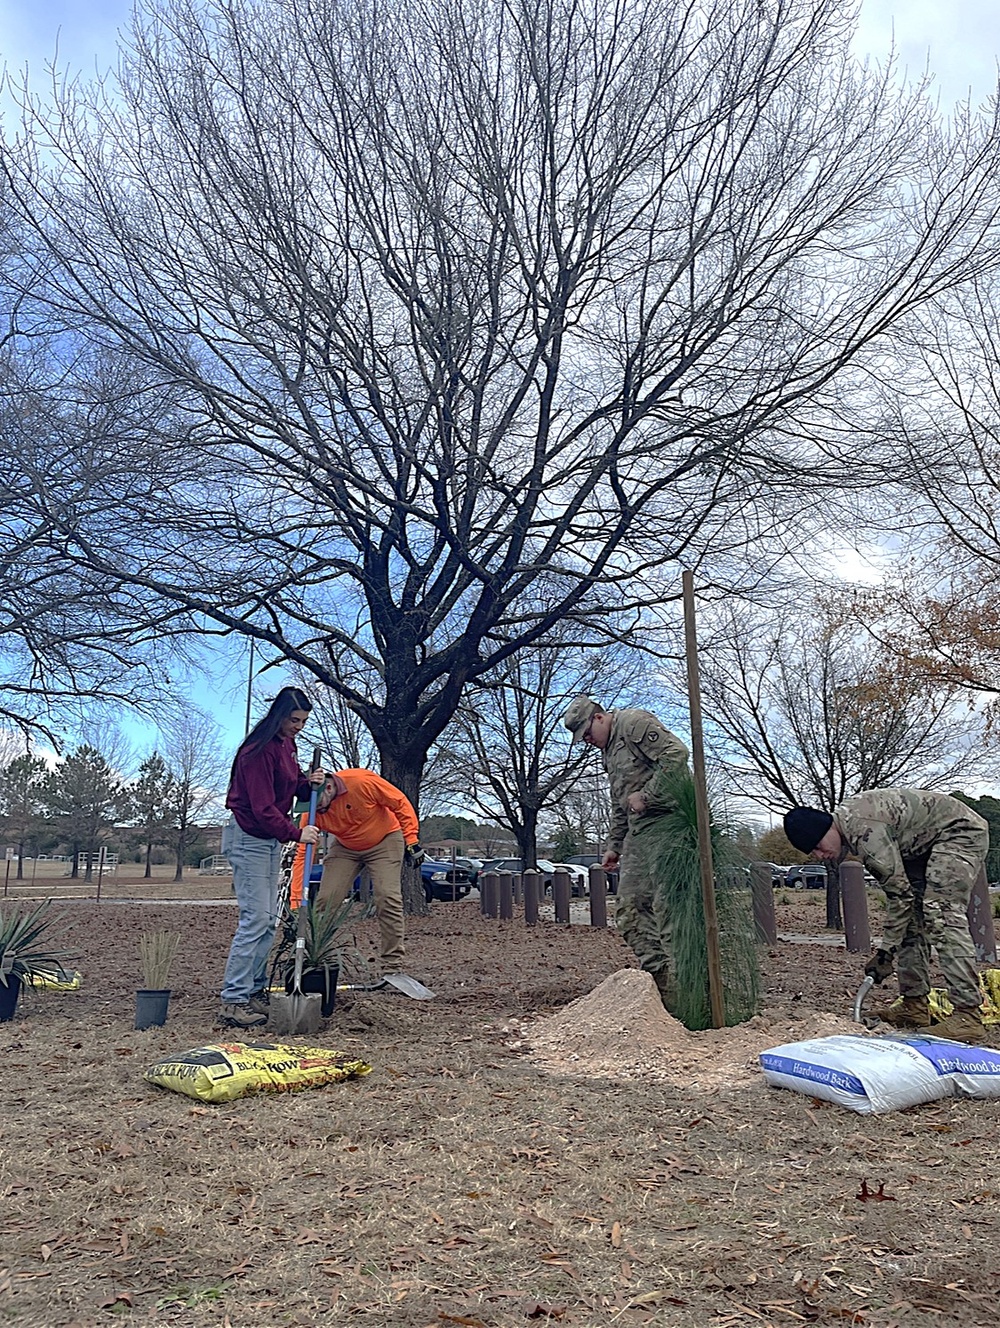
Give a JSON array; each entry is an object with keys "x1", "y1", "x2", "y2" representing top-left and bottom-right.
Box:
[{"x1": 316, "y1": 830, "x2": 405, "y2": 973}]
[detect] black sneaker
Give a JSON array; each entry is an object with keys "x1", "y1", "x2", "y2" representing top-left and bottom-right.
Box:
[{"x1": 218, "y1": 1001, "x2": 267, "y2": 1029}]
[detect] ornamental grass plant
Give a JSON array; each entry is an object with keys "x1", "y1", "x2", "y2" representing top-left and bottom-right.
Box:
[
  {"x1": 641, "y1": 766, "x2": 760, "y2": 1031},
  {"x1": 138, "y1": 929, "x2": 180, "y2": 990}
]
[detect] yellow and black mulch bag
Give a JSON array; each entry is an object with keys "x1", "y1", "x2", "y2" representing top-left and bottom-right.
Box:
[
  {"x1": 31, "y1": 969, "x2": 82, "y2": 991},
  {"x1": 144, "y1": 1041, "x2": 372, "y2": 1103},
  {"x1": 889, "y1": 970, "x2": 1000, "y2": 1026}
]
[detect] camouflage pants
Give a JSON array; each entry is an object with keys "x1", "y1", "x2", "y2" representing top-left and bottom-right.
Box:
[
  {"x1": 888, "y1": 832, "x2": 985, "y2": 1009},
  {"x1": 615, "y1": 834, "x2": 675, "y2": 1008}
]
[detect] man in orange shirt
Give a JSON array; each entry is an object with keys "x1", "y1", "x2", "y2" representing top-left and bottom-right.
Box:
[{"x1": 311, "y1": 769, "x2": 424, "y2": 976}]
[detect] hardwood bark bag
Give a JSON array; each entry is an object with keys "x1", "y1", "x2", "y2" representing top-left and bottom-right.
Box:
[
  {"x1": 760, "y1": 1034, "x2": 1000, "y2": 1114},
  {"x1": 144, "y1": 1041, "x2": 372, "y2": 1103}
]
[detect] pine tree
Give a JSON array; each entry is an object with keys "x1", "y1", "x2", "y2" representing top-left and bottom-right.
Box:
[
  {"x1": 43, "y1": 746, "x2": 123, "y2": 881},
  {"x1": 128, "y1": 753, "x2": 176, "y2": 878},
  {"x1": 0, "y1": 755, "x2": 49, "y2": 879}
]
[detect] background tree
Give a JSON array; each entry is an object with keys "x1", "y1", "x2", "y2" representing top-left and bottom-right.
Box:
[
  {"x1": 434, "y1": 641, "x2": 646, "y2": 869},
  {"x1": 161, "y1": 713, "x2": 225, "y2": 882},
  {"x1": 42, "y1": 745, "x2": 122, "y2": 880},
  {"x1": 128, "y1": 752, "x2": 176, "y2": 879},
  {"x1": 0, "y1": 753, "x2": 48, "y2": 878},
  {"x1": 754, "y1": 826, "x2": 807, "y2": 866},
  {"x1": 699, "y1": 601, "x2": 991, "y2": 809},
  {"x1": 6, "y1": 0, "x2": 1000, "y2": 875}
]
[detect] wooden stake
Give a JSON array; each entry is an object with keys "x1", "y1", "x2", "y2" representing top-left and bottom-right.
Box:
[{"x1": 682, "y1": 569, "x2": 726, "y2": 1029}]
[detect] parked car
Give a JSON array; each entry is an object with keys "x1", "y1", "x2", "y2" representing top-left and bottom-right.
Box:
[
  {"x1": 479, "y1": 858, "x2": 557, "y2": 893},
  {"x1": 560, "y1": 853, "x2": 619, "y2": 894},
  {"x1": 420, "y1": 858, "x2": 475, "y2": 903},
  {"x1": 785, "y1": 863, "x2": 828, "y2": 890},
  {"x1": 550, "y1": 862, "x2": 589, "y2": 896},
  {"x1": 309, "y1": 858, "x2": 474, "y2": 904}
]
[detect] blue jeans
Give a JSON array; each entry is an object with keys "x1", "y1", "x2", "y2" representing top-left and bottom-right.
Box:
[{"x1": 220, "y1": 817, "x2": 283, "y2": 1003}]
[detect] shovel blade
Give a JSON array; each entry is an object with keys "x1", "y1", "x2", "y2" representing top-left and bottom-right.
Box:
[
  {"x1": 383, "y1": 972, "x2": 436, "y2": 1000},
  {"x1": 269, "y1": 990, "x2": 322, "y2": 1035}
]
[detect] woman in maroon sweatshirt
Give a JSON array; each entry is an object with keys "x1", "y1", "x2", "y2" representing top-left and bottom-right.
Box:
[{"x1": 219, "y1": 687, "x2": 324, "y2": 1028}]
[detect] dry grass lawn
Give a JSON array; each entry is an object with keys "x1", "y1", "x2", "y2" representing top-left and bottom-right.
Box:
[{"x1": 0, "y1": 892, "x2": 998, "y2": 1328}]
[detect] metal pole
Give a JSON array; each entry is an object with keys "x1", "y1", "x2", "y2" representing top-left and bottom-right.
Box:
[
  {"x1": 750, "y1": 862, "x2": 777, "y2": 946},
  {"x1": 682, "y1": 569, "x2": 726, "y2": 1030},
  {"x1": 839, "y1": 861, "x2": 871, "y2": 954},
  {"x1": 588, "y1": 865, "x2": 607, "y2": 928},
  {"x1": 244, "y1": 637, "x2": 255, "y2": 735}
]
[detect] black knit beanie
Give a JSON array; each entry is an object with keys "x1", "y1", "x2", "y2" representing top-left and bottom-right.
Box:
[{"x1": 783, "y1": 807, "x2": 834, "y2": 854}]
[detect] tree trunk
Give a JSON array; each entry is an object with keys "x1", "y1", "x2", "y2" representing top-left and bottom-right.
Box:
[
  {"x1": 515, "y1": 809, "x2": 540, "y2": 871},
  {"x1": 144, "y1": 839, "x2": 153, "y2": 878},
  {"x1": 174, "y1": 828, "x2": 185, "y2": 882},
  {"x1": 377, "y1": 748, "x2": 428, "y2": 916},
  {"x1": 71, "y1": 844, "x2": 80, "y2": 879},
  {"x1": 15, "y1": 841, "x2": 23, "y2": 880}
]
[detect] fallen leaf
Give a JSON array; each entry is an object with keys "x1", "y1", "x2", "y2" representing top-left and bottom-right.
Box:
[
  {"x1": 610, "y1": 1221, "x2": 622, "y2": 1248},
  {"x1": 523, "y1": 1302, "x2": 566, "y2": 1320},
  {"x1": 98, "y1": 1291, "x2": 134, "y2": 1309}
]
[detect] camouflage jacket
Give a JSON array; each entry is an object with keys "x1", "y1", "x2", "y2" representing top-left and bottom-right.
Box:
[
  {"x1": 833, "y1": 788, "x2": 988, "y2": 901},
  {"x1": 602, "y1": 709, "x2": 689, "y2": 855}
]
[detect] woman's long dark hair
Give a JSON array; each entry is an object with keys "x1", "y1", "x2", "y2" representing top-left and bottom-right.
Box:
[{"x1": 231, "y1": 687, "x2": 312, "y2": 776}]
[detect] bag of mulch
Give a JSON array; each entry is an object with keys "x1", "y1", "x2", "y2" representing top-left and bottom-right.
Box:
[
  {"x1": 760, "y1": 1035, "x2": 949, "y2": 1113},
  {"x1": 760, "y1": 1034, "x2": 1000, "y2": 1113},
  {"x1": 144, "y1": 1041, "x2": 372, "y2": 1104},
  {"x1": 895, "y1": 1036, "x2": 1000, "y2": 1101},
  {"x1": 31, "y1": 968, "x2": 82, "y2": 991},
  {"x1": 891, "y1": 973, "x2": 1000, "y2": 1026}
]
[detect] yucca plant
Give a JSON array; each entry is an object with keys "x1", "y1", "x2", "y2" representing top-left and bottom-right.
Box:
[
  {"x1": 0, "y1": 901, "x2": 70, "y2": 988},
  {"x1": 139, "y1": 930, "x2": 180, "y2": 990},
  {"x1": 270, "y1": 896, "x2": 356, "y2": 982},
  {"x1": 640, "y1": 766, "x2": 760, "y2": 1031}
]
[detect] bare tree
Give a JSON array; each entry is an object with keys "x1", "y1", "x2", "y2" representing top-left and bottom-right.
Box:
[
  {"x1": 699, "y1": 601, "x2": 993, "y2": 808},
  {"x1": 161, "y1": 712, "x2": 226, "y2": 881},
  {"x1": 5, "y1": 0, "x2": 1000, "y2": 861},
  {"x1": 435, "y1": 641, "x2": 645, "y2": 867}
]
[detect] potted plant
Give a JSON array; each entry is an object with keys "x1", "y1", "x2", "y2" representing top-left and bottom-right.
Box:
[
  {"x1": 271, "y1": 898, "x2": 354, "y2": 1018},
  {"x1": 0, "y1": 901, "x2": 71, "y2": 1022},
  {"x1": 135, "y1": 930, "x2": 180, "y2": 1030}
]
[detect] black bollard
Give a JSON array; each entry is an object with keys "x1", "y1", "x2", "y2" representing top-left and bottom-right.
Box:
[
  {"x1": 588, "y1": 865, "x2": 607, "y2": 928},
  {"x1": 523, "y1": 870, "x2": 540, "y2": 926},
  {"x1": 750, "y1": 862, "x2": 778, "y2": 946},
  {"x1": 840, "y1": 861, "x2": 871, "y2": 954}
]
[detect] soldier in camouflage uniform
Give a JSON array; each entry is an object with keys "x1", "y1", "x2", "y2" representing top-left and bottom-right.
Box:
[
  {"x1": 784, "y1": 790, "x2": 988, "y2": 1043},
  {"x1": 563, "y1": 696, "x2": 689, "y2": 1010}
]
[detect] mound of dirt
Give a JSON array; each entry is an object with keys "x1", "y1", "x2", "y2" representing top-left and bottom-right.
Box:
[{"x1": 521, "y1": 968, "x2": 862, "y2": 1089}]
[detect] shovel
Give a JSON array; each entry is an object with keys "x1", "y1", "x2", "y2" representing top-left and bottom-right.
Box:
[
  {"x1": 852, "y1": 974, "x2": 875, "y2": 1023},
  {"x1": 383, "y1": 972, "x2": 436, "y2": 1000},
  {"x1": 270, "y1": 747, "x2": 323, "y2": 1036}
]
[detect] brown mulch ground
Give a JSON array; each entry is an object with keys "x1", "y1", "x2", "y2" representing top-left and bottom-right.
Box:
[{"x1": 0, "y1": 891, "x2": 998, "y2": 1328}]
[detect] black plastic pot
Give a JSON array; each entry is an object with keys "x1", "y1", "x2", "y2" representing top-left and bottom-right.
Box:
[
  {"x1": 134, "y1": 988, "x2": 170, "y2": 1030},
  {"x1": 0, "y1": 976, "x2": 21, "y2": 1022},
  {"x1": 285, "y1": 965, "x2": 338, "y2": 1018}
]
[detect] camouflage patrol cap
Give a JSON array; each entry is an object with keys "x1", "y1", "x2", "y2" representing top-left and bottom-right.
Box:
[{"x1": 563, "y1": 695, "x2": 601, "y2": 743}]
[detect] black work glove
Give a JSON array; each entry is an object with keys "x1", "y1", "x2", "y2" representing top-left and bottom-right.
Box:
[
  {"x1": 863, "y1": 948, "x2": 895, "y2": 984},
  {"x1": 405, "y1": 843, "x2": 427, "y2": 868}
]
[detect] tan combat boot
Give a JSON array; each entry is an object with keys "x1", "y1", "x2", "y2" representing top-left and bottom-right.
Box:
[
  {"x1": 932, "y1": 1006, "x2": 987, "y2": 1045},
  {"x1": 881, "y1": 996, "x2": 932, "y2": 1029}
]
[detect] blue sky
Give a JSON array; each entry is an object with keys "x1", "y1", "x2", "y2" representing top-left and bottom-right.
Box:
[
  {"x1": 2, "y1": 1, "x2": 998, "y2": 109},
  {"x1": 2, "y1": 0, "x2": 997, "y2": 767}
]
